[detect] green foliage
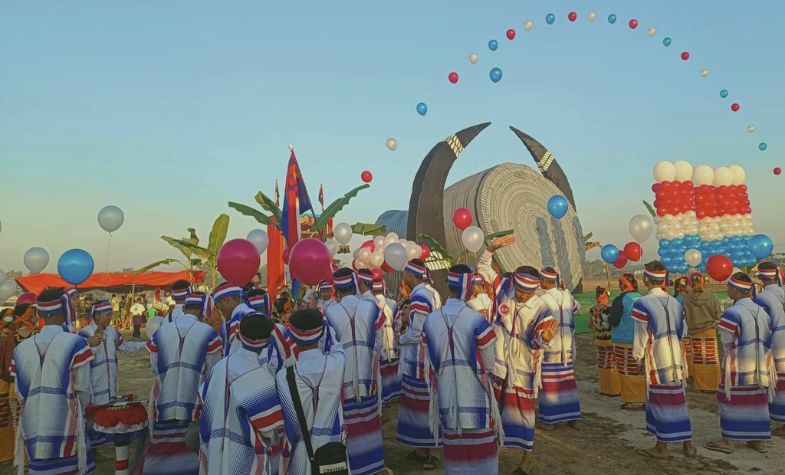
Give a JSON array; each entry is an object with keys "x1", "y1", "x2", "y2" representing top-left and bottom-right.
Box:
[
  {"x1": 417, "y1": 233, "x2": 453, "y2": 264},
  {"x1": 254, "y1": 191, "x2": 282, "y2": 224},
  {"x1": 133, "y1": 258, "x2": 178, "y2": 274},
  {"x1": 161, "y1": 214, "x2": 231, "y2": 289},
  {"x1": 351, "y1": 222, "x2": 387, "y2": 236},
  {"x1": 485, "y1": 229, "x2": 514, "y2": 241},
  {"x1": 228, "y1": 202, "x2": 278, "y2": 228},
  {"x1": 643, "y1": 200, "x2": 656, "y2": 218},
  {"x1": 316, "y1": 184, "x2": 370, "y2": 234},
  {"x1": 207, "y1": 214, "x2": 230, "y2": 268},
  {"x1": 583, "y1": 232, "x2": 594, "y2": 242}
]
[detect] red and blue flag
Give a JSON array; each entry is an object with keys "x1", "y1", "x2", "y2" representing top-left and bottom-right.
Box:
[{"x1": 281, "y1": 148, "x2": 313, "y2": 249}]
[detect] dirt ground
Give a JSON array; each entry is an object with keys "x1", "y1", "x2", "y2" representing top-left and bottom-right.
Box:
[{"x1": 3, "y1": 331, "x2": 784, "y2": 475}]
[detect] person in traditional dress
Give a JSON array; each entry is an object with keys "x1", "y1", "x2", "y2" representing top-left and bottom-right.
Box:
[
  {"x1": 324, "y1": 268, "x2": 389, "y2": 475},
  {"x1": 212, "y1": 282, "x2": 254, "y2": 356},
  {"x1": 538, "y1": 267, "x2": 581, "y2": 429},
  {"x1": 673, "y1": 277, "x2": 688, "y2": 304},
  {"x1": 704, "y1": 272, "x2": 775, "y2": 455},
  {"x1": 589, "y1": 287, "x2": 621, "y2": 397},
  {"x1": 247, "y1": 288, "x2": 274, "y2": 317},
  {"x1": 396, "y1": 259, "x2": 443, "y2": 470},
  {"x1": 372, "y1": 273, "x2": 400, "y2": 405},
  {"x1": 422, "y1": 265, "x2": 500, "y2": 474},
  {"x1": 0, "y1": 308, "x2": 17, "y2": 465},
  {"x1": 468, "y1": 274, "x2": 493, "y2": 323},
  {"x1": 143, "y1": 292, "x2": 223, "y2": 475},
  {"x1": 165, "y1": 280, "x2": 192, "y2": 324},
  {"x1": 276, "y1": 309, "x2": 347, "y2": 475},
  {"x1": 754, "y1": 262, "x2": 785, "y2": 436},
  {"x1": 631, "y1": 261, "x2": 696, "y2": 459},
  {"x1": 682, "y1": 272, "x2": 722, "y2": 392},
  {"x1": 11, "y1": 288, "x2": 96, "y2": 474},
  {"x1": 610, "y1": 273, "x2": 645, "y2": 410},
  {"x1": 317, "y1": 280, "x2": 335, "y2": 314},
  {"x1": 199, "y1": 313, "x2": 284, "y2": 475}
]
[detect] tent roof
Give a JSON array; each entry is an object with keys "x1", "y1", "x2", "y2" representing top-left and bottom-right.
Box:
[{"x1": 16, "y1": 270, "x2": 206, "y2": 295}]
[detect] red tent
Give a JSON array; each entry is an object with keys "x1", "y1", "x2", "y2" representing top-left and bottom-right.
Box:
[{"x1": 16, "y1": 271, "x2": 206, "y2": 295}]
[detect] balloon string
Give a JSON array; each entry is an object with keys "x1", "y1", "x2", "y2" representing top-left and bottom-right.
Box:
[{"x1": 106, "y1": 233, "x2": 112, "y2": 272}]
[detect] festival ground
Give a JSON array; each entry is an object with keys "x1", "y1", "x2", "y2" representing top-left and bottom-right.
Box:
[{"x1": 3, "y1": 327, "x2": 782, "y2": 475}]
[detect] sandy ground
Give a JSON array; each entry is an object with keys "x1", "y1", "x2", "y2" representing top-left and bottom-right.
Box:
[{"x1": 3, "y1": 331, "x2": 784, "y2": 475}]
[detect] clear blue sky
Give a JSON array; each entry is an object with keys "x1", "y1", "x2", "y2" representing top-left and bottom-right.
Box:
[{"x1": 1, "y1": 0, "x2": 783, "y2": 273}]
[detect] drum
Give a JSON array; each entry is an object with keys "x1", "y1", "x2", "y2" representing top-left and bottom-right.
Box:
[{"x1": 90, "y1": 399, "x2": 148, "y2": 435}]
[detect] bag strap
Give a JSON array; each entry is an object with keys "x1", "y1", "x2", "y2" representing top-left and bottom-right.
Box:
[{"x1": 286, "y1": 365, "x2": 316, "y2": 462}]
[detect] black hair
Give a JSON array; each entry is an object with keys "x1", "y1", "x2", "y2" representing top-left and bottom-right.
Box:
[
  {"x1": 644, "y1": 260, "x2": 667, "y2": 273},
  {"x1": 595, "y1": 286, "x2": 607, "y2": 298},
  {"x1": 239, "y1": 313, "x2": 273, "y2": 340},
  {"x1": 172, "y1": 280, "x2": 191, "y2": 291},
  {"x1": 448, "y1": 264, "x2": 472, "y2": 274},
  {"x1": 289, "y1": 308, "x2": 323, "y2": 331},
  {"x1": 246, "y1": 288, "x2": 268, "y2": 298},
  {"x1": 514, "y1": 266, "x2": 540, "y2": 278},
  {"x1": 14, "y1": 303, "x2": 31, "y2": 317},
  {"x1": 38, "y1": 287, "x2": 65, "y2": 302}
]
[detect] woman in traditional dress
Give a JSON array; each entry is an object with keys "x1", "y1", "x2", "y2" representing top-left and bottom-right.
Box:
[
  {"x1": 610, "y1": 273, "x2": 645, "y2": 410},
  {"x1": 589, "y1": 287, "x2": 620, "y2": 397}
]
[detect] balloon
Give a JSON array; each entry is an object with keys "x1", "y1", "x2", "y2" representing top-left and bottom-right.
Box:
[
  {"x1": 246, "y1": 229, "x2": 269, "y2": 254},
  {"x1": 0, "y1": 268, "x2": 5, "y2": 285},
  {"x1": 731, "y1": 103, "x2": 740, "y2": 112},
  {"x1": 325, "y1": 238, "x2": 340, "y2": 256},
  {"x1": 608, "y1": 14, "x2": 617, "y2": 24},
  {"x1": 452, "y1": 208, "x2": 473, "y2": 230},
  {"x1": 334, "y1": 222, "x2": 353, "y2": 245},
  {"x1": 623, "y1": 242, "x2": 642, "y2": 262},
  {"x1": 673, "y1": 160, "x2": 693, "y2": 182},
  {"x1": 693, "y1": 165, "x2": 714, "y2": 186},
  {"x1": 406, "y1": 243, "x2": 420, "y2": 260},
  {"x1": 759, "y1": 143, "x2": 768, "y2": 151},
  {"x1": 629, "y1": 215, "x2": 655, "y2": 243},
  {"x1": 662, "y1": 37, "x2": 672, "y2": 47},
  {"x1": 681, "y1": 51, "x2": 690, "y2": 61},
  {"x1": 546, "y1": 13, "x2": 556, "y2": 24},
  {"x1": 628, "y1": 19, "x2": 638, "y2": 29},
  {"x1": 699, "y1": 68, "x2": 709, "y2": 78},
  {"x1": 747, "y1": 124, "x2": 756, "y2": 133},
  {"x1": 489, "y1": 67, "x2": 503, "y2": 83},
  {"x1": 57, "y1": 249, "x2": 94, "y2": 286},
  {"x1": 547, "y1": 195, "x2": 569, "y2": 219},
  {"x1": 685, "y1": 249, "x2": 703, "y2": 267},
  {"x1": 748, "y1": 234, "x2": 774, "y2": 259},
  {"x1": 24, "y1": 247, "x2": 49, "y2": 274},
  {"x1": 383, "y1": 243, "x2": 408, "y2": 271},
  {"x1": 448, "y1": 72, "x2": 459, "y2": 84},
  {"x1": 384, "y1": 232, "x2": 399, "y2": 246},
  {"x1": 523, "y1": 20, "x2": 534, "y2": 31},
  {"x1": 97, "y1": 205, "x2": 124, "y2": 233},
  {"x1": 0, "y1": 280, "x2": 17, "y2": 302},
  {"x1": 706, "y1": 255, "x2": 733, "y2": 282},
  {"x1": 373, "y1": 236, "x2": 385, "y2": 249},
  {"x1": 358, "y1": 247, "x2": 372, "y2": 265},
  {"x1": 361, "y1": 170, "x2": 373, "y2": 183},
  {"x1": 714, "y1": 167, "x2": 733, "y2": 186},
  {"x1": 647, "y1": 27, "x2": 656, "y2": 38},
  {"x1": 568, "y1": 11, "x2": 577, "y2": 22},
  {"x1": 488, "y1": 39, "x2": 498, "y2": 51},
  {"x1": 720, "y1": 89, "x2": 729, "y2": 98},
  {"x1": 587, "y1": 11, "x2": 597, "y2": 21},
  {"x1": 601, "y1": 245, "x2": 619, "y2": 264},
  {"x1": 775, "y1": 167, "x2": 782, "y2": 176},
  {"x1": 729, "y1": 165, "x2": 746, "y2": 185},
  {"x1": 506, "y1": 28, "x2": 516, "y2": 40},
  {"x1": 289, "y1": 238, "x2": 332, "y2": 286},
  {"x1": 217, "y1": 239, "x2": 261, "y2": 285},
  {"x1": 416, "y1": 102, "x2": 428, "y2": 116},
  {"x1": 461, "y1": 226, "x2": 485, "y2": 253},
  {"x1": 385, "y1": 137, "x2": 398, "y2": 151},
  {"x1": 613, "y1": 252, "x2": 628, "y2": 269},
  {"x1": 370, "y1": 251, "x2": 385, "y2": 268},
  {"x1": 420, "y1": 244, "x2": 431, "y2": 261},
  {"x1": 653, "y1": 161, "x2": 676, "y2": 182},
  {"x1": 469, "y1": 52, "x2": 479, "y2": 64}
]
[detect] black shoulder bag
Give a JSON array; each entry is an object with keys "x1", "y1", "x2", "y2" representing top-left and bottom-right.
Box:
[{"x1": 285, "y1": 366, "x2": 349, "y2": 475}]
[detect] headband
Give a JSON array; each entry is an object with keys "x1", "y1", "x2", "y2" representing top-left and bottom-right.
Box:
[
  {"x1": 318, "y1": 281, "x2": 334, "y2": 291},
  {"x1": 540, "y1": 268, "x2": 560, "y2": 288},
  {"x1": 212, "y1": 283, "x2": 244, "y2": 303},
  {"x1": 185, "y1": 293, "x2": 213, "y2": 317},
  {"x1": 334, "y1": 272, "x2": 359, "y2": 292},
  {"x1": 728, "y1": 277, "x2": 754, "y2": 295},
  {"x1": 357, "y1": 272, "x2": 374, "y2": 287},
  {"x1": 448, "y1": 271, "x2": 474, "y2": 301},
  {"x1": 172, "y1": 285, "x2": 193, "y2": 301},
  {"x1": 90, "y1": 301, "x2": 113, "y2": 320},
  {"x1": 513, "y1": 272, "x2": 540, "y2": 292},
  {"x1": 372, "y1": 279, "x2": 385, "y2": 292},
  {"x1": 757, "y1": 267, "x2": 783, "y2": 287},
  {"x1": 288, "y1": 322, "x2": 325, "y2": 346},
  {"x1": 248, "y1": 294, "x2": 272, "y2": 316},
  {"x1": 404, "y1": 261, "x2": 427, "y2": 280},
  {"x1": 36, "y1": 293, "x2": 70, "y2": 318},
  {"x1": 644, "y1": 268, "x2": 668, "y2": 282},
  {"x1": 473, "y1": 274, "x2": 485, "y2": 285}
]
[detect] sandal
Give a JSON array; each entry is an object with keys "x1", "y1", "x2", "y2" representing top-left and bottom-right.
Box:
[
  {"x1": 422, "y1": 455, "x2": 441, "y2": 471},
  {"x1": 637, "y1": 448, "x2": 669, "y2": 460},
  {"x1": 746, "y1": 441, "x2": 768, "y2": 454},
  {"x1": 703, "y1": 441, "x2": 735, "y2": 455},
  {"x1": 683, "y1": 445, "x2": 697, "y2": 458}
]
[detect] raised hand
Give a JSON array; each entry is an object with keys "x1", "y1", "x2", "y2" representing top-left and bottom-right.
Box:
[{"x1": 489, "y1": 235, "x2": 516, "y2": 252}]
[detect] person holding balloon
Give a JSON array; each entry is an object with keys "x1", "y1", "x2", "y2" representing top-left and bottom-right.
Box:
[
  {"x1": 753, "y1": 262, "x2": 785, "y2": 437},
  {"x1": 682, "y1": 272, "x2": 722, "y2": 393}
]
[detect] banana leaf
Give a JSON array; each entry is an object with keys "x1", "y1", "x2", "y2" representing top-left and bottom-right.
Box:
[
  {"x1": 185, "y1": 228, "x2": 199, "y2": 246},
  {"x1": 133, "y1": 258, "x2": 178, "y2": 274},
  {"x1": 228, "y1": 202, "x2": 278, "y2": 228},
  {"x1": 583, "y1": 232, "x2": 594, "y2": 242},
  {"x1": 207, "y1": 214, "x2": 230, "y2": 267},
  {"x1": 351, "y1": 222, "x2": 387, "y2": 236},
  {"x1": 643, "y1": 200, "x2": 656, "y2": 218},
  {"x1": 417, "y1": 233, "x2": 453, "y2": 264},
  {"x1": 316, "y1": 184, "x2": 370, "y2": 233},
  {"x1": 162, "y1": 236, "x2": 209, "y2": 260},
  {"x1": 254, "y1": 191, "x2": 282, "y2": 224},
  {"x1": 485, "y1": 229, "x2": 514, "y2": 241}
]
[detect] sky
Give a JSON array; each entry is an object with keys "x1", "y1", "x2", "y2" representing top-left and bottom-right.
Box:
[{"x1": 1, "y1": 0, "x2": 783, "y2": 274}]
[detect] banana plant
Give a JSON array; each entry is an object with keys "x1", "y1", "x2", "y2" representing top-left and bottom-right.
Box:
[
  {"x1": 351, "y1": 222, "x2": 386, "y2": 236},
  {"x1": 132, "y1": 258, "x2": 178, "y2": 274},
  {"x1": 643, "y1": 200, "x2": 656, "y2": 218},
  {"x1": 161, "y1": 214, "x2": 230, "y2": 288}
]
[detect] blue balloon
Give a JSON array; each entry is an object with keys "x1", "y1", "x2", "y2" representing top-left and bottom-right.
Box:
[
  {"x1": 416, "y1": 102, "x2": 428, "y2": 116},
  {"x1": 57, "y1": 249, "x2": 94, "y2": 286},
  {"x1": 547, "y1": 195, "x2": 569, "y2": 219},
  {"x1": 720, "y1": 89, "x2": 729, "y2": 98},
  {"x1": 608, "y1": 14, "x2": 617, "y2": 24},
  {"x1": 660, "y1": 239, "x2": 671, "y2": 249},
  {"x1": 546, "y1": 13, "x2": 556, "y2": 24},
  {"x1": 748, "y1": 234, "x2": 774, "y2": 259},
  {"x1": 601, "y1": 245, "x2": 620, "y2": 264},
  {"x1": 488, "y1": 39, "x2": 498, "y2": 51},
  {"x1": 662, "y1": 37, "x2": 672, "y2": 47},
  {"x1": 489, "y1": 67, "x2": 503, "y2": 83},
  {"x1": 759, "y1": 142, "x2": 767, "y2": 151}
]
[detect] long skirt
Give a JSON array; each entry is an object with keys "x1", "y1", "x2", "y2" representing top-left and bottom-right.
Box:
[
  {"x1": 718, "y1": 385, "x2": 771, "y2": 441},
  {"x1": 396, "y1": 374, "x2": 442, "y2": 447},
  {"x1": 380, "y1": 358, "x2": 401, "y2": 404},
  {"x1": 688, "y1": 329, "x2": 721, "y2": 391},
  {"x1": 344, "y1": 395, "x2": 385, "y2": 475},
  {"x1": 538, "y1": 361, "x2": 581, "y2": 424},
  {"x1": 596, "y1": 339, "x2": 621, "y2": 396},
  {"x1": 493, "y1": 381, "x2": 536, "y2": 452},
  {"x1": 614, "y1": 343, "x2": 646, "y2": 404},
  {"x1": 142, "y1": 420, "x2": 199, "y2": 475},
  {"x1": 645, "y1": 383, "x2": 692, "y2": 443},
  {"x1": 0, "y1": 379, "x2": 13, "y2": 464},
  {"x1": 28, "y1": 453, "x2": 96, "y2": 475},
  {"x1": 770, "y1": 372, "x2": 785, "y2": 423},
  {"x1": 443, "y1": 428, "x2": 499, "y2": 475}
]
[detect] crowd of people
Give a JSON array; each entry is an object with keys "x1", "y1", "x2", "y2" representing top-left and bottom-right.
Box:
[{"x1": 0, "y1": 235, "x2": 784, "y2": 475}]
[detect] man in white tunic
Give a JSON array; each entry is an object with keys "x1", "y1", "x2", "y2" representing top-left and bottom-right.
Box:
[
  {"x1": 212, "y1": 282, "x2": 254, "y2": 356},
  {"x1": 165, "y1": 280, "x2": 192, "y2": 324},
  {"x1": 754, "y1": 261, "x2": 785, "y2": 436},
  {"x1": 372, "y1": 273, "x2": 400, "y2": 405},
  {"x1": 468, "y1": 274, "x2": 493, "y2": 323}
]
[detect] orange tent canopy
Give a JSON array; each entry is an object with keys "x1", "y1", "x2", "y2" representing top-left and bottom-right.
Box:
[{"x1": 16, "y1": 271, "x2": 206, "y2": 295}]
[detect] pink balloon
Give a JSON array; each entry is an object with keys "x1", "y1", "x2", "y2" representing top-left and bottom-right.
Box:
[
  {"x1": 420, "y1": 244, "x2": 431, "y2": 261},
  {"x1": 218, "y1": 239, "x2": 261, "y2": 286},
  {"x1": 289, "y1": 238, "x2": 333, "y2": 286}
]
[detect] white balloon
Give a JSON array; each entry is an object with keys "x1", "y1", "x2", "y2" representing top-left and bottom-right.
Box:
[
  {"x1": 352, "y1": 248, "x2": 359, "y2": 260},
  {"x1": 24, "y1": 247, "x2": 49, "y2": 274},
  {"x1": 684, "y1": 249, "x2": 703, "y2": 267},
  {"x1": 728, "y1": 164, "x2": 746, "y2": 185},
  {"x1": 523, "y1": 20, "x2": 533, "y2": 31},
  {"x1": 386, "y1": 137, "x2": 398, "y2": 151},
  {"x1": 747, "y1": 124, "x2": 756, "y2": 134},
  {"x1": 411, "y1": 243, "x2": 423, "y2": 259},
  {"x1": 692, "y1": 165, "x2": 715, "y2": 186},
  {"x1": 699, "y1": 68, "x2": 709, "y2": 78},
  {"x1": 461, "y1": 226, "x2": 485, "y2": 253},
  {"x1": 587, "y1": 11, "x2": 597, "y2": 21},
  {"x1": 714, "y1": 166, "x2": 733, "y2": 186},
  {"x1": 383, "y1": 243, "x2": 408, "y2": 271},
  {"x1": 370, "y1": 251, "x2": 385, "y2": 268},
  {"x1": 325, "y1": 239, "x2": 340, "y2": 257},
  {"x1": 246, "y1": 229, "x2": 269, "y2": 254},
  {"x1": 354, "y1": 259, "x2": 368, "y2": 270},
  {"x1": 406, "y1": 243, "x2": 420, "y2": 260},
  {"x1": 373, "y1": 236, "x2": 385, "y2": 249},
  {"x1": 629, "y1": 215, "x2": 655, "y2": 243},
  {"x1": 0, "y1": 268, "x2": 5, "y2": 285},
  {"x1": 358, "y1": 248, "x2": 372, "y2": 264},
  {"x1": 647, "y1": 27, "x2": 657, "y2": 38},
  {"x1": 469, "y1": 52, "x2": 479, "y2": 64},
  {"x1": 97, "y1": 205, "x2": 125, "y2": 233},
  {"x1": 653, "y1": 161, "x2": 676, "y2": 182},
  {"x1": 673, "y1": 160, "x2": 693, "y2": 182},
  {"x1": 334, "y1": 223, "x2": 353, "y2": 245},
  {"x1": 384, "y1": 232, "x2": 399, "y2": 246},
  {"x1": 0, "y1": 280, "x2": 16, "y2": 302}
]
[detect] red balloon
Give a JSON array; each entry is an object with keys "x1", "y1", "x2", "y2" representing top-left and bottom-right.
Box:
[
  {"x1": 452, "y1": 208, "x2": 473, "y2": 230},
  {"x1": 289, "y1": 238, "x2": 332, "y2": 286},
  {"x1": 448, "y1": 72, "x2": 459, "y2": 84},
  {"x1": 628, "y1": 19, "x2": 638, "y2": 29},
  {"x1": 681, "y1": 51, "x2": 690, "y2": 61},
  {"x1": 361, "y1": 170, "x2": 373, "y2": 183},
  {"x1": 613, "y1": 252, "x2": 628, "y2": 269},
  {"x1": 775, "y1": 167, "x2": 782, "y2": 176},
  {"x1": 217, "y1": 239, "x2": 261, "y2": 286},
  {"x1": 372, "y1": 269, "x2": 384, "y2": 281},
  {"x1": 506, "y1": 28, "x2": 516, "y2": 40},
  {"x1": 706, "y1": 255, "x2": 733, "y2": 282},
  {"x1": 568, "y1": 11, "x2": 577, "y2": 22},
  {"x1": 731, "y1": 103, "x2": 740, "y2": 112},
  {"x1": 361, "y1": 240, "x2": 375, "y2": 252},
  {"x1": 420, "y1": 244, "x2": 431, "y2": 261},
  {"x1": 623, "y1": 242, "x2": 642, "y2": 262}
]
